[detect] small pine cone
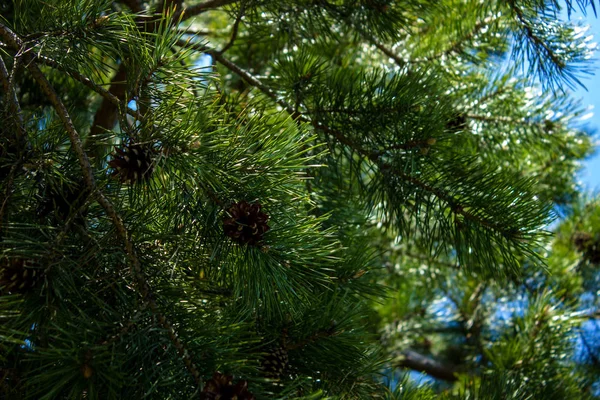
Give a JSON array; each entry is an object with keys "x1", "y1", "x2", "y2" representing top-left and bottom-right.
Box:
[
  {"x1": 261, "y1": 347, "x2": 289, "y2": 379},
  {"x1": 200, "y1": 372, "x2": 255, "y2": 400},
  {"x1": 223, "y1": 201, "x2": 270, "y2": 246},
  {"x1": 0, "y1": 257, "x2": 42, "y2": 294},
  {"x1": 572, "y1": 231, "x2": 593, "y2": 252},
  {"x1": 108, "y1": 143, "x2": 155, "y2": 183}
]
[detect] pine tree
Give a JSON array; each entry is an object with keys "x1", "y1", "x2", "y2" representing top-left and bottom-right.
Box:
[{"x1": 0, "y1": 0, "x2": 598, "y2": 398}]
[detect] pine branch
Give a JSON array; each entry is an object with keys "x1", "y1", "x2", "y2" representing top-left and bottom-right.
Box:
[
  {"x1": 84, "y1": 3, "x2": 186, "y2": 158},
  {"x1": 370, "y1": 38, "x2": 407, "y2": 68},
  {"x1": 86, "y1": 5, "x2": 155, "y2": 160},
  {"x1": 508, "y1": 1, "x2": 565, "y2": 69},
  {"x1": 1, "y1": 1, "x2": 594, "y2": 397},
  {"x1": 208, "y1": 50, "x2": 529, "y2": 238},
  {"x1": 0, "y1": 22, "x2": 202, "y2": 387},
  {"x1": 30, "y1": 62, "x2": 203, "y2": 386},
  {"x1": 33, "y1": 52, "x2": 225, "y2": 207},
  {"x1": 99, "y1": 319, "x2": 139, "y2": 346},
  {"x1": 325, "y1": 127, "x2": 511, "y2": 234},
  {"x1": 176, "y1": 27, "x2": 223, "y2": 36},
  {"x1": 395, "y1": 349, "x2": 459, "y2": 381},
  {"x1": 208, "y1": 49, "x2": 289, "y2": 111},
  {"x1": 367, "y1": 16, "x2": 496, "y2": 67}
]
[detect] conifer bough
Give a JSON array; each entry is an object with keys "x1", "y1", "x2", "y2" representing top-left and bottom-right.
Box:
[{"x1": 0, "y1": 0, "x2": 598, "y2": 399}]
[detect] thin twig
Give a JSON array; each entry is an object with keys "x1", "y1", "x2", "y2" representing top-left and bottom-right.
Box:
[
  {"x1": 371, "y1": 39, "x2": 407, "y2": 68},
  {"x1": 217, "y1": 3, "x2": 245, "y2": 54},
  {"x1": 36, "y1": 55, "x2": 141, "y2": 119},
  {"x1": 368, "y1": 16, "x2": 497, "y2": 67}
]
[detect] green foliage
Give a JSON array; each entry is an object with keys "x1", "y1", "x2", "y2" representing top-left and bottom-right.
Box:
[{"x1": 0, "y1": 0, "x2": 598, "y2": 399}]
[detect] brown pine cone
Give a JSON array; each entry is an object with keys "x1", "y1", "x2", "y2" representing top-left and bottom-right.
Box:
[
  {"x1": 0, "y1": 257, "x2": 42, "y2": 294},
  {"x1": 200, "y1": 372, "x2": 255, "y2": 400},
  {"x1": 261, "y1": 346, "x2": 289, "y2": 379},
  {"x1": 223, "y1": 201, "x2": 270, "y2": 246},
  {"x1": 108, "y1": 143, "x2": 156, "y2": 183}
]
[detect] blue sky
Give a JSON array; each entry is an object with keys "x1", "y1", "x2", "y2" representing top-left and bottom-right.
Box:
[{"x1": 564, "y1": 8, "x2": 600, "y2": 190}]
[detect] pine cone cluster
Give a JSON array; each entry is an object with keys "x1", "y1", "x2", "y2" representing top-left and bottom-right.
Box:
[
  {"x1": 200, "y1": 372, "x2": 255, "y2": 400},
  {"x1": 572, "y1": 231, "x2": 600, "y2": 264},
  {"x1": 261, "y1": 346, "x2": 289, "y2": 379},
  {"x1": 223, "y1": 201, "x2": 270, "y2": 246},
  {"x1": 0, "y1": 257, "x2": 42, "y2": 294},
  {"x1": 108, "y1": 143, "x2": 156, "y2": 183}
]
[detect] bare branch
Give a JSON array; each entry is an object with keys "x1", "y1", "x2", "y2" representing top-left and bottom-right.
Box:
[{"x1": 395, "y1": 349, "x2": 459, "y2": 381}]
